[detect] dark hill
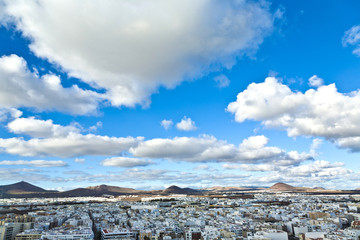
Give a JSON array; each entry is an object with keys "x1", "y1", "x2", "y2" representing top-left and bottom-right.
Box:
[
  {"x1": 0, "y1": 181, "x2": 50, "y2": 194},
  {"x1": 0, "y1": 181, "x2": 58, "y2": 198},
  {"x1": 163, "y1": 185, "x2": 200, "y2": 195},
  {"x1": 269, "y1": 182, "x2": 295, "y2": 191},
  {"x1": 59, "y1": 184, "x2": 142, "y2": 197}
]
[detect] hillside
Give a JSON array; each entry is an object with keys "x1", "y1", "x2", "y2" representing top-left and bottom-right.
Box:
[
  {"x1": 269, "y1": 182, "x2": 296, "y2": 191},
  {"x1": 0, "y1": 181, "x2": 53, "y2": 195},
  {"x1": 163, "y1": 185, "x2": 200, "y2": 195}
]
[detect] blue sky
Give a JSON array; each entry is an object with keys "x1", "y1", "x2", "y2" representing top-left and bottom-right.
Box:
[{"x1": 0, "y1": 0, "x2": 360, "y2": 190}]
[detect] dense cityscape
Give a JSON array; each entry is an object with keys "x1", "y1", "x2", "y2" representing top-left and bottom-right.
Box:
[{"x1": 1, "y1": 182, "x2": 360, "y2": 240}]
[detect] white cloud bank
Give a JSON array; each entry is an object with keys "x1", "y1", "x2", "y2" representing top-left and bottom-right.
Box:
[
  {"x1": 130, "y1": 135, "x2": 312, "y2": 164},
  {"x1": 0, "y1": 160, "x2": 67, "y2": 167},
  {"x1": 0, "y1": 134, "x2": 141, "y2": 158},
  {"x1": 227, "y1": 77, "x2": 360, "y2": 151},
  {"x1": 2, "y1": 117, "x2": 311, "y2": 164},
  {"x1": 101, "y1": 157, "x2": 154, "y2": 168},
  {"x1": 0, "y1": 0, "x2": 277, "y2": 109}
]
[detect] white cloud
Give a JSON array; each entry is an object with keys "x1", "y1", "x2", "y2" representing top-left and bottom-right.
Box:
[
  {"x1": 0, "y1": 55, "x2": 102, "y2": 115},
  {"x1": 0, "y1": 134, "x2": 142, "y2": 158},
  {"x1": 89, "y1": 121, "x2": 102, "y2": 132},
  {"x1": 176, "y1": 116, "x2": 197, "y2": 131},
  {"x1": 214, "y1": 74, "x2": 230, "y2": 88},
  {"x1": 101, "y1": 157, "x2": 154, "y2": 168},
  {"x1": 227, "y1": 77, "x2": 360, "y2": 151},
  {"x1": 286, "y1": 160, "x2": 348, "y2": 177},
  {"x1": 0, "y1": 160, "x2": 67, "y2": 167},
  {"x1": 0, "y1": 108, "x2": 22, "y2": 122},
  {"x1": 193, "y1": 164, "x2": 210, "y2": 170},
  {"x1": 74, "y1": 158, "x2": 85, "y2": 163},
  {"x1": 310, "y1": 138, "x2": 322, "y2": 156},
  {"x1": 308, "y1": 75, "x2": 323, "y2": 87},
  {"x1": 8, "y1": 117, "x2": 80, "y2": 138},
  {"x1": 342, "y1": 25, "x2": 360, "y2": 57},
  {"x1": 0, "y1": 0, "x2": 277, "y2": 107},
  {"x1": 336, "y1": 137, "x2": 360, "y2": 152},
  {"x1": 1, "y1": 116, "x2": 311, "y2": 165},
  {"x1": 223, "y1": 163, "x2": 278, "y2": 171},
  {"x1": 130, "y1": 135, "x2": 312, "y2": 164},
  {"x1": 2, "y1": 116, "x2": 141, "y2": 158},
  {"x1": 0, "y1": 126, "x2": 311, "y2": 164},
  {"x1": 160, "y1": 119, "x2": 173, "y2": 130}
]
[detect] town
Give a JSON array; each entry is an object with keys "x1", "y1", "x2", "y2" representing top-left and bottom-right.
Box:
[{"x1": 1, "y1": 192, "x2": 360, "y2": 240}]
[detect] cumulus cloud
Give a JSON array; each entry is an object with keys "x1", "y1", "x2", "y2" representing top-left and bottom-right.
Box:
[
  {"x1": 160, "y1": 119, "x2": 173, "y2": 130},
  {"x1": 101, "y1": 157, "x2": 154, "y2": 168},
  {"x1": 130, "y1": 135, "x2": 312, "y2": 164},
  {"x1": 308, "y1": 75, "x2": 323, "y2": 87},
  {"x1": 223, "y1": 160, "x2": 346, "y2": 176},
  {"x1": 214, "y1": 74, "x2": 230, "y2": 88},
  {"x1": 74, "y1": 158, "x2": 85, "y2": 163},
  {"x1": 0, "y1": 0, "x2": 277, "y2": 108},
  {"x1": 0, "y1": 116, "x2": 142, "y2": 157},
  {"x1": 0, "y1": 134, "x2": 141, "y2": 158},
  {"x1": 0, "y1": 108, "x2": 22, "y2": 122},
  {"x1": 0, "y1": 118, "x2": 312, "y2": 165},
  {"x1": 1, "y1": 116, "x2": 312, "y2": 165},
  {"x1": 8, "y1": 117, "x2": 80, "y2": 138},
  {"x1": 342, "y1": 25, "x2": 360, "y2": 56},
  {"x1": 0, "y1": 160, "x2": 67, "y2": 167},
  {"x1": 0, "y1": 54, "x2": 102, "y2": 115},
  {"x1": 176, "y1": 116, "x2": 197, "y2": 131},
  {"x1": 227, "y1": 77, "x2": 360, "y2": 151}
]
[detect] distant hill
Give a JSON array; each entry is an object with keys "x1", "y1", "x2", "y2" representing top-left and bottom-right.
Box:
[
  {"x1": 269, "y1": 182, "x2": 296, "y2": 191},
  {"x1": 87, "y1": 184, "x2": 140, "y2": 194},
  {"x1": 269, "y1": 183, "x2": 331, "y2": 193},
  {"x1": 59, "y1": 184, "x2": 142, "y2": 197},
  {"x1": 0, "y1": 181, "x2": 358, "y2": 198},
  {"x1": 0, "y1": 181, "x2": 52, "y2": 195},
  {"x1": 0, "y1": 181, "x2": 58, "y2": 198},
  {"x1": 163, "y1": 185, "x2": 200, "y2": 195},
  {"x1": 202, "y1": 186, "x2": 264, "y2": 192}
]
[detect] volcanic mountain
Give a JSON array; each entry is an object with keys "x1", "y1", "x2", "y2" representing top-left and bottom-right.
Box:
[
  {"x1": 59, "y1": 184, "x2": 142, "y2": 197},
  {"x1": 269, "y1": 182, "x2": 296, "y2": 191},
  {"x1": 0, "y1": 181, "x2": 56, "y2": 197},
  {"x1": 163, "y1": 185, "x2": 200, "y2": 195},
  {"x1": 202, "y1": 186, "x2": 264, "y2": 192}
]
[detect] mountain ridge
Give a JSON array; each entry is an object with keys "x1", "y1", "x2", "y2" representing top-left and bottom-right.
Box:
[{"x1": 0, "y1": 181, "x2": 355, "y2": 198}]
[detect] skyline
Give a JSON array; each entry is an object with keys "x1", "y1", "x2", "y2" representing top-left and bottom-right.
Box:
[{"x1": 0, "y1": 0, "x2": 360, "y2": 191}]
